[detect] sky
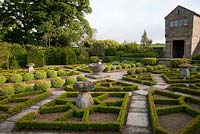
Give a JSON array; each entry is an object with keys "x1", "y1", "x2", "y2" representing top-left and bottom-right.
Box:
[{"x1": 86, "y1": 0, "x2": 200, "y2": 43}]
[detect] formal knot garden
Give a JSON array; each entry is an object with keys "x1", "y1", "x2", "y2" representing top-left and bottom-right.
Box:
[{"x1": 0, "y1": 46, "x2": 199, "y2": 134}]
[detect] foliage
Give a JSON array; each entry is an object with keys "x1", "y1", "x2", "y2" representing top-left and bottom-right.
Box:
[
  {"x1": 143, "y1": 58, "x2": 157, "y2": 65},
  {"x1": 14, "y1": 83, "x2": 26, "y2": 94},
  {"x1": 0, "y1": 0, "x2": 92, "y2": 46},
  {"x1": 89, "y1": 56, "x2": 99, "y2": 63},
  {"x1": 140, "y1": 30, "x2": 152, "y2": 47},
  {"x1": 0, "y1": 75, "x2": 6, "y2": 83},
  {"x1": 45, "y1": 47, "x2": 66, "y2": 65},
  {"x1": 192, "y1": 53, "x2": 200, "y2": 60},
  {"x1": 0, "y1": 42, "x2": 10, "y2": 68},
  {"x1": 22, "y1": 73, "x2": 34, "y2": 81},
  {"x1": 47, "y1": 71, "x2": 57, "y2": 78},
  {"x1": 127, "y1": 69, "x2": 135, "y2": 75},
  {"x1": 65, "y1": 46, "x2": 77, "y2": 65},
  {"x1": 34, "y1": 72, "x2": 47, "y2": 80},
  {"x1": 145, "y1": 65, "x2": 154, "y2": 72},
  {"x1": 27, "y1": 47, "x2": 45, "y2": 67},
  {"x1": 51, "y1": 77, "x2": 65, "y2": 88},
  {"x1": 34, "y1": 80, "x2": 51, "y2": 91},
  {"x1": 9, "y1": 74, "x2": 23, "y2": 83},
  {"x1": 170, "y1": 58, "x2": 190, "y2": 68},
  {"x1": 77, "y1": 47, "x2": 89, "y2": 64},
  {"x1": 0, "y1": 84, "x2": 15, "y2": 96},
  {"x1": 65, "y1": 77, "x2": 77, "y2": 85},
  {"x1": 77, "y1": 75, "x2": 87, "y2": 81}
]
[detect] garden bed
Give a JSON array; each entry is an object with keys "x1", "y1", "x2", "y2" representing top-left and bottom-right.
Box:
[
  {"x1": 123, "y1": 73, "x2": 156, "y2": 86},
  {"x1": 0, "y1": 90, "x2": 50, "y2": 122},
  {"x1": 15, "y1": 92, "x2": 129, "y2": 132},
  {"x1": 148, "y1": 89, "x2": 200, "y2": 134}
]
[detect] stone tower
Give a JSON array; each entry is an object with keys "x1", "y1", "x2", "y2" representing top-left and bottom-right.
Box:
[{"x1": 165, "y1": 5, "x2": 200, "y2": 58}]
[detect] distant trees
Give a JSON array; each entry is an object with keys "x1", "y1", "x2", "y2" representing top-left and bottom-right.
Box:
[
  {"x1": 140, "y1": 30, "x2": 152, "y2": 47},
  {"x1": 0, "y1": 0, "x2": 93, "y2": 47}
]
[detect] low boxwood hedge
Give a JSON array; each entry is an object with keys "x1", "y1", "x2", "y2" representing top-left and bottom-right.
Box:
[
  {"x1": 148, "y1": 89, "x2": 200, "y2": 134},
  {"x1": 15, "y1": 92, "x2": 129, "y2": 132}
]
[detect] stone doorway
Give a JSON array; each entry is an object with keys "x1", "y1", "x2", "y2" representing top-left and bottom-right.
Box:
[{"x1": 172, "y1": 40, "x2": 184, "y2": 58}]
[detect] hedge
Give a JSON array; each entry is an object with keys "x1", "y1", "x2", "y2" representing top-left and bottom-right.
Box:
[
  {"x1": 9, "y1": 74, "x2": 23, "y2": 83},
  {"x1": 148, "y1": 89, "x2": 200, "y2": 134},
  {"x1": 51, "y1": 77, "x2": 65, "y2": 88},
  {"x1": 15, "y1": 92, "x2": 129, "y2": 132},
  {"x1": 0, "y1": 84, "x2": 15, "y2": 96},
  {"x1": 0, "y1": 75, "x2": 6, "y2": 83},
  {"x1": 170, "y1": 58, "x2": 190, "y2": 68},
  {"x1": 34, "y1": 80, "x2": 51, "y2": 91},
  {"x1": 22, "y1": 73, "x2": 34, "y2": 81},
  {"x1": 143, "y1": 58, "x2": 157, "y2": 65},
  {"x1": 27, "y1": 47, "x2": 45, "y2": 67}
]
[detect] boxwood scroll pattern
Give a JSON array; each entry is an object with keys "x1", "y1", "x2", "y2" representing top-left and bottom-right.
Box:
[{"x1": 15, "y1": 92, "x2": 129, "y2": 132}]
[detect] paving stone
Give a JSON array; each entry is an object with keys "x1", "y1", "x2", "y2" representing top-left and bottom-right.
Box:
[
  {"x1": 7, "y1": 109, "x2": 37, "y2": 122},
  {"x1": 29, "y1": 105, "x2": 40, "y2": 110},
  {"x1": 0, "y1": 121, "x2": 15, "y2": 131},
  {"x1": 129, "y1": 108, "x2": 147, "y2": 113},
  {"x1": 51, "y1": 91, "x2": 65, "y2": 96},
  {"x1": 126, "y1": 113, "x2": 149, "y2": 127},
  {"x1": 132, "y1": 95, "x2": 146, "y2": 101},
  {"x1": 134, "y1": 90, "x2": 148, "y2": 96},
  {"x1": 152, "y1": 85, "x2": 168, "y2": 89},
  {"x1": 124, "y1": 126, "x2": 150, "y2": 134},
  {"x1": 36, "y1": 99, "x2": 53, "y2": 106},
  {"x1": 130, "y1": 101, "x2": 146, "y2": 109}
]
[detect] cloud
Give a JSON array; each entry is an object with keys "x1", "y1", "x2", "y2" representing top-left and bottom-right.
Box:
[{"x1": 86, "y1": 0, "x2": 200, "y2": 43}]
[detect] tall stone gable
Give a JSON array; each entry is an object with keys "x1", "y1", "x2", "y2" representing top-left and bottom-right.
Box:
[{"x1": 165, "y1": 5, "x2": 200, "y2": 58}]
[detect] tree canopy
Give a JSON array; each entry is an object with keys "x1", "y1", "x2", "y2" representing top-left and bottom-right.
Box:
[
  {"x1": 0, "y1": 0, "x2": 93, "y2": 47},
  {"x1": 140, "y1": 30, "x2": 152, "y2": 47}
]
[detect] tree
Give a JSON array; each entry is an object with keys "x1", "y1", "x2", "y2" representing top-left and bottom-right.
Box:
[
  {"x1": 140, "y1": 30, "x2": 152, "y2": 47},
  {"x1": 0, "y1": 0, "x2": 93, "y2": 46}
]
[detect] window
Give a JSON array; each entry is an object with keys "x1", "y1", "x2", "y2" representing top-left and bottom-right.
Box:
[
  {"x1": 183, "y1": 19, "x2": 188, "y2": 26},
  {"x1": 170, "y1": 21, "x2": 174, "y2": 27},
  {"x1": 179, "y1": 19, "x2": 184, "y2": 26},
  {"x1": 169, "y1": 19, "x2": 188, "y2": 27},
  {"x1": 175, "y1": 20, "x2": 179, "y2": 27}
]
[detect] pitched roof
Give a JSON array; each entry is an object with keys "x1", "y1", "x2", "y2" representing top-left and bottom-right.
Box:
[{"x1": 165, "y1": 5, "x2": 200, "y2": 19}]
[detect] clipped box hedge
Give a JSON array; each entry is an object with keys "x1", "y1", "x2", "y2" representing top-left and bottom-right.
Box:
[
  {"x1": 15, "y1": 92, "x2": 130, "y2": 132},
  {"x1": 148, "y1": 89, "x2": 200, "y2": 134}
]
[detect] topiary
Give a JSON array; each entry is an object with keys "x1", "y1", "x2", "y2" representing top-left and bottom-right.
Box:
[
  {"x1": 0, "y1": 75, "x2": 6, "y2": 83},
  {"x1": 135, "y1": 68, "x2": 143, "y2": 74},
  {"x1": 14, "y1": 83, "x2": 26, "y2": 94},
  {"x1": 47, "y1": 70, "x2": 57, "y2": 78},
  {"x1": 127, "y1": 69, "x2": 135, "y2": 75},
  {"x1": 143, "y1": 58, "x2": 157, "y2": 65},
  {"x1": 0, "y1": 84, "x2": 15, "y2": 96},
  {"x1": 34, "y1": 80, "x2": 51, "y2": 90},
  {"x1": 170, "y1": 58, "x2": 190, "y2": 68},
  {"x1": 121, "y1": 64, "x2": 128, "y2": 69},
  {"x1": 142, "y1": 68, "x2": 147, "y2": 73},
  {"x1": 51, "y1": 77, "x2": 65, "y2": 88},
  {"x1": 116, "y1": 65, "x2": 122, "y2": 70},
  {"x1": 22, "y1": 73, "x2": 34, "y2": 81},
  {"x1": 25, "y1": 85, "x2": 34, "y2": 92},
  {"x1": 65, "y1": 77, "x2": 77, "y2": 85},
  {"x1": 77, "y1": 75, "x2": 87, "y2": 81},
  {"x1": 9, "y1": 74, "x2": 23, "y2": 83},
  {"x1": 145, "y1": 65, "x2": 154, "y2": 72},
  {"x1": 34, "y1": 72, "x2": 47, "y2": 79},
  {"x1": 111, "y1": 66, "x2": 116, "y2": 70},
  {"x1": 104, "y1": 66, "x2": 111, "y2": 72},
  {"x1": 57, "y1": 70, "x2": 67, "y2": 76},
  {"x1": 135, "y1": 62, "x2": 142, "y2": 67}
]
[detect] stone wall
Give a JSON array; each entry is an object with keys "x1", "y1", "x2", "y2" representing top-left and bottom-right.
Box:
[{"x1": 192, "y1": 15, "x2": 200, "y2": 56}]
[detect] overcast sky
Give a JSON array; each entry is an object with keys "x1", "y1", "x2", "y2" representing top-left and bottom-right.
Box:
[{"x1": 86, "y1": 0, "x2": 200, "y2": 43}]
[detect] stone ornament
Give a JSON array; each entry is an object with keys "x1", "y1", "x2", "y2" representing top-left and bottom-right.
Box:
[{"x1": 74, "y1": 81, "x2": 94, "y2": 109}]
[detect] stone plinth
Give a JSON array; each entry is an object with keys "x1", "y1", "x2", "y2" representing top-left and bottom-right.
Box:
[
  {"x1": 26, "y1": 63, "x2": 35, "y2": 73},
  {"x1": 85, "y1": 73, "x2": 110, "y2": 79},
  {"x1": 74, "y1": 81, "x2": 94, "y2": 109},
  {"x1": 180, "y1": 64, "x2": 192, "y2": 78}
]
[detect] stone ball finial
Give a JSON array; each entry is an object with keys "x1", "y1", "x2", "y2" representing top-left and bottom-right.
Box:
[{"x1": 73, "y1": 81, "x2": 94, "y2": 92}]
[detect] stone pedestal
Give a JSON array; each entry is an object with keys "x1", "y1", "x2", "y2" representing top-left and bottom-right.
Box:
[
  {"x1": 76, "y1": 92, "x2": 94, "y2": 109},
  {"x1": 74, "y1": 81, "x2": 94, "y2": 109},
  {"x1": 85, "y1": 73, "x2": 110, "y2": 79},
  {"x1": 28, "y1": 66, "x2": 34, "y2": 73},
  {"x1": 180, "y1": 68, "x2": 190, "y2": 78}
]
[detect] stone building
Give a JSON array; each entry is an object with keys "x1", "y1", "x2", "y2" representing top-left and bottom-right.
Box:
[{"x1": 165, "y1": 5, "x2": 200, "y2": 58}]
